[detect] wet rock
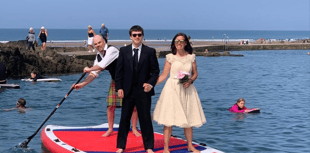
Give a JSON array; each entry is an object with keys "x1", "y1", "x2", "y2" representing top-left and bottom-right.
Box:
[{"x1": 0, "y1": 42, "x2": 93, "y2": 78}]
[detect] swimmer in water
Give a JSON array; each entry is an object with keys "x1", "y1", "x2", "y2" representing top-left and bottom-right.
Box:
[{"x1": 3, "y1": 98, "x2": 31, "y2": 112}]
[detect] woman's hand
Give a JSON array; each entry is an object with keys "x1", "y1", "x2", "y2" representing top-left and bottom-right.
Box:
[
  {"x1": 244, "y1": 109, "x2": 250, "y2": 113},
  {"x1": 183, "y1": 79, "x2": 192, "y2": 89}
]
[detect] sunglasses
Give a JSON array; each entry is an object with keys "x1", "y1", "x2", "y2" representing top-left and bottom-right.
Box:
[
  {"x1": 132, "y1": 34, "x2": 143, "y2": 37},
  {"x1": 175, "y1": 40, "x2": 185, "y2": 44}
]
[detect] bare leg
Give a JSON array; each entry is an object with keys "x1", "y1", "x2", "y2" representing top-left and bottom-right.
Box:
[
  {"x1": 146, "y1": 149, "x2": 154, "y2": 153},
  {"x1": 88, "y1": 45, "x2": 92, "y2": 51},
  {"x1": 116, "y1": 148, "x2": 123, "y2": 153},
  {"x1": 131, "y1": 107, "x2": 141, "y2": 137},
  {"x1": 42, "y1": 42, "x2": 46, "y2": 51},
  {"x1": 163, "y1": 126, "x2": 172, "y2": 153},
  {"x1": 184, "y1": 127, "x2": 200, "y2": 153},
  {"x1": 102, "y1": 106, "x2": 116, "y2": 137}
]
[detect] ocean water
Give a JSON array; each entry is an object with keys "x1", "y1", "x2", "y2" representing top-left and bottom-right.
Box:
[
  {"x1": 0, "y1": 29, "x2": 309, "y2": 42},
  {"x1": 0, "y1": 50, "x2": 310, "y2": 153}
]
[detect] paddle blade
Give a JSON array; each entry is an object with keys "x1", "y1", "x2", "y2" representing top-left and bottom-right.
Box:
[{"x1": 18, "y1": 139, "x2": 30, "y2": 148}]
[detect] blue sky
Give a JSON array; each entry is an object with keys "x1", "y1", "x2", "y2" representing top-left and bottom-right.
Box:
[{"x1": 0, "y1": 0, "x2": 309, "y2": 30}]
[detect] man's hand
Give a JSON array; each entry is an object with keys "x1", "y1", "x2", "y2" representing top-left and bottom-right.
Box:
[
  {"x1": 83, "y1": 66, "x2": 91, "y2": 73},
  {"x1": 71, "y1": 83, "x2": 84, "y2": 90},
  {"x1": 118, "y1": 89, "x2": 124, "y2": 98},
  {"x1": 143, "y1": 83, "x2": 152, "y2": 92}
]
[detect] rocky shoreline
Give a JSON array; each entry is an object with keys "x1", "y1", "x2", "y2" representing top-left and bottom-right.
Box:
[
  {"x1": 0, "y1": 40, "x2": 92, "y2": 78},
  {"x1": 2, "y1": 39, "x2": 309, "y2": 78}
]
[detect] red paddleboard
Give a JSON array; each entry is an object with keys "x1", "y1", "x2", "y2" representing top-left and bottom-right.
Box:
[{"x1": 41, "y1": 123, "x2": 223, "y2": 153}]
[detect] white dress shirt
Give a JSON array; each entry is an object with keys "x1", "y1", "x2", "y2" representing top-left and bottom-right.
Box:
[
  {"x1": 131, "y1": 44, "x2": 153, "y2": 88},
  {"x1": 91, "y1": 44, "x2": 119, "y2": 77},
  {"x1": 132, "y1": 44, "x2": 142, "y2": 61}
]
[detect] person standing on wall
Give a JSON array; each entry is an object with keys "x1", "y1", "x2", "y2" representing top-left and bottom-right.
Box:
[
  {"x1": 27, "y1": 27, "x2": 36, "y2": 51},
  {"x1": 99, "y1": 23, "x2": 109, "y2": 43},
  {"x1": 38, "y1": 26, "x2": 48, "y2": 51}
]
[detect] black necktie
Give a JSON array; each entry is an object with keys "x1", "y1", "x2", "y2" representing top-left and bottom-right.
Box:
[
  {"x1": 97, "y1": 54, "x2": 102, "y2": 62},
  {"x1": 133, "y1": 48, "x2": 139, "y2": 72}
]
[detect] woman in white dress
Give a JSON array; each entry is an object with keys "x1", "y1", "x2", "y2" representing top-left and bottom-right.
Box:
[{"x1": 153, "y1": 33, "x2": 206, "y2": 153}]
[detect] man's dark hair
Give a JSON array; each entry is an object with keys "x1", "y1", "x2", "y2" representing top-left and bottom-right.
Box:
[
  {"x1": 129, "y1": 25, "x2": 144, "y2": 36},
  {"x1": 17, "y1": 98, "x2": 26, "y2": 107}
]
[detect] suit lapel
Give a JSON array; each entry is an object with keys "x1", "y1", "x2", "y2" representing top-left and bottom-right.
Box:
[
  {"x1": 126, "y1": 45, "x2": 133, "y2": 71},
  {"x1": 137, "y1": 44, "x2": 147, "y2": 72}
]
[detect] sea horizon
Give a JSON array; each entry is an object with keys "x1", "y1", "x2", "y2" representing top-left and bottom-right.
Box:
[{"x1": 1, "y1": 28, "x2": 309, "y2": 42}]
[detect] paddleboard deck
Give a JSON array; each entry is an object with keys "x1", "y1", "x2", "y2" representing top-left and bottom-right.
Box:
[
  {"x1": 21, "y1": 78, "x2": 62, "y2": 82},
  {"x1": 0, "y1": 84, "x2": 20, "y2": 89},
  {"x1": 41, "y1": 123, "x2": 224, "y2": 153}
]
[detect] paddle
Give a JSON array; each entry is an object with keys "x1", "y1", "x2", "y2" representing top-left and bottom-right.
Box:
[{"x1": 18, "y1": 72, "x2": 87, "y2": 148}]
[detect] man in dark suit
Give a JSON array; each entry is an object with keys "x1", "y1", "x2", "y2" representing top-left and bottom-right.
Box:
[{"x1": 115, "y1": 25, "x2": 160, "y2": 153}]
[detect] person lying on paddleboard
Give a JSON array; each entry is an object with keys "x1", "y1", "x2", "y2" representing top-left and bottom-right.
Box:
[
  {"x1": 28, "y1": 71, "x2": 43, "y2": 81},
  {"x1": 229, "y1": 98, "x2": 259, "y2": 113}
]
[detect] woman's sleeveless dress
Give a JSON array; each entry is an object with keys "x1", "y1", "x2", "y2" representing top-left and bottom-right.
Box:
[{"x1": 153, "y1": 53, "x2": 206, "y2": 128}]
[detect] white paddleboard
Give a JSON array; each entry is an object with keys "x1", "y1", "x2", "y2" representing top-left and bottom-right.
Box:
[
  {"x1": 0, "y1": 84, "x2": 20, "y2": 89},
  {"x1": 21, "y1": 78, "x2": 62, "y2": 82}
]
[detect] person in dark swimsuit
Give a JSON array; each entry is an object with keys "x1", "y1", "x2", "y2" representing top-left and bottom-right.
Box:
[
  {"x1": 29, "y1": 71, "x2": 43, "y2": 82},
  {"x1": 38, "y1": 26, "x2": 48, "y2": 50},
  {"x1": 87, "y1": 25, "x2": 96, "y2": 52}
]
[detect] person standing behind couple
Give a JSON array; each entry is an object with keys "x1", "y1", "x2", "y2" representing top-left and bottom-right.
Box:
[
  {"x1": 152, "y1": 33, "x2": 207, "y2": 153},
  {"x1": 72, "y1": 35, "x2": 141, "y2": 137},
  {"x1": 115, "y1": 25, "x2": 160, "y2": 153}
]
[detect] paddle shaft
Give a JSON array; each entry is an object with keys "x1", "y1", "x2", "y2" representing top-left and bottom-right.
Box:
[{"x1": 20, "y1": 72, "x2": 86, "y2": 147}]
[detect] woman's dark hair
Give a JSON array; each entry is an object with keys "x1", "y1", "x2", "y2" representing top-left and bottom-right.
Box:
[
  {"x1": 129, "y1": 25, "x2": 144, "y2": 36},
  {"x1": 170, "y1": 33, "x2": 192, "y2": 55}
]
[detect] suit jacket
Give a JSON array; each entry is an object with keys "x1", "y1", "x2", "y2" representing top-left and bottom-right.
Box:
[{"x1": 115, "y1": 44, "x2": 160, "y2": 97}]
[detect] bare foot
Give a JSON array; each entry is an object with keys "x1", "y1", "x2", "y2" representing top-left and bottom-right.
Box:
[
  {"x1": 132, "y1": 130, "x2": 141, "y2": 137},
  {"x1": 146, "y1": 149, "x2": 154, "y2": 153},
  {"x1": 116, "y1": 148, "x2": 123, "y2": 153},
  {"x1": 163, "y1": 149, "x2": 170, "y2": 153},
  {"x1": 188, "y1": 147, "x2": 200, "y2": 153},
  {"x1": 102, "y1": 129, "x2": 113, "y2": 137}
]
